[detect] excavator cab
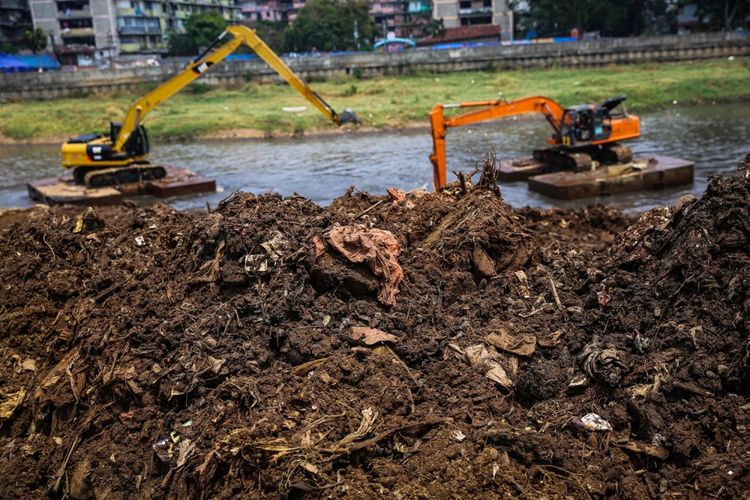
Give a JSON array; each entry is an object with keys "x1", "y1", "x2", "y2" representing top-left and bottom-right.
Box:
[
  {"x1": 558, "y1": 96, "x2": 628, "y2": 147},
  {"x1": 110, "y1": 123, "x2": 149, "y2": 158}
]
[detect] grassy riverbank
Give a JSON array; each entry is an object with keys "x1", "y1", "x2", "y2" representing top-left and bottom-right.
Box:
[{"x1": 1, "y1": 57, "x2": 748, "y2": 143}]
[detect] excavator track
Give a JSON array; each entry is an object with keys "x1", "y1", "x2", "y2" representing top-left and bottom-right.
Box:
[
  {"x1": 533, "y1": 148, "x2": 593, "y2": 172},
  {"x1": 83, "y1": 164, "x2": 167, "y2": 188},
  {"x1": 593, "y1": 143, "x2": 633, "y2": 164}
]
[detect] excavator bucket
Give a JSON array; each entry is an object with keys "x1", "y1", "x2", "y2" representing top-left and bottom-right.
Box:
[{"x1": 338, "y1": 109, "x2": 362, "y2": 125}]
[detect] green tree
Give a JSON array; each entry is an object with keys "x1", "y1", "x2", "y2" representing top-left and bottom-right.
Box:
[
  {"x1": 422, "y1": 18, "x2": 446, "y2": 38},
  {"x1": 23, "y1": 28, "x2": 48, "y2": 54},
  {"x1": 694, "y1": 0, "x2": 750, "y2": 31},
  {"x1": 168, "y1": 12, "x2": 227, "y2": 55},
  {"x1": 283, "y1": 0, "x2": 375, "y2": 52},
  {"x1": 512, "y1": 0, "x2": 672, "y2": 38},
  {"x1": 244, "y1": 20, "x2": 287, "y2": 53},
  {"x1": 0, "y1": 41, "x2": 19, "y2": 54}
]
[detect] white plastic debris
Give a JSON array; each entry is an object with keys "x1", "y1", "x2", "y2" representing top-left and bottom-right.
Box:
[
  {"x1": 452, "y1": 430, "x2": 466, "y2": 442},
  {"x1": 581, "y1": 412, "x2": 612, "y2": 431},
  {"x1": 135, "y1": 236, "x2": 146, "y2": 247}
]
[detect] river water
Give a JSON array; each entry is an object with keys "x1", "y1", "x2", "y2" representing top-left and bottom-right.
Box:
[{"x1": 1, "y1": 102, "x2": 747, "y2": 212}]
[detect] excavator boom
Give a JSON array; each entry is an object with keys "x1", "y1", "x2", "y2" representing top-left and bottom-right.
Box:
[
  {"x1": 62, "y1": 25, "x2": 358, "y2": 183},
  {"x1": 429, "y1": 96, "x2": 566, "y2": 189},
  {"x1": 113, "y1": 25, "x2": 351, "y2": 152}
]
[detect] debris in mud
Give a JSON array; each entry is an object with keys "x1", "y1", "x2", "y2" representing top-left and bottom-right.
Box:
[
  {"x1": 0, "y1": 154, "x2": 748, "y2": 498},
  {"x1": 324, "y1": 224, "x2": 403, "y2": 305}
]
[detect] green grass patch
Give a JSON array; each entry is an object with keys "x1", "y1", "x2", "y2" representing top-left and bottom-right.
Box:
[{"x1": 2, "y1": 57, "x2": 748, "y2": 142}]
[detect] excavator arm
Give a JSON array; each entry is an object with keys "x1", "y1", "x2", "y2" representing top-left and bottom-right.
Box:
[
  {"x1": 113, "y1": 25, "x2": 356, "y2": 152},
  {"x1": 429, "y1": 96, "x2": 566, "y2": 190}
]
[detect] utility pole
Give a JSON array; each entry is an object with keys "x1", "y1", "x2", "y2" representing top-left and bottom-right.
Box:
[{"x1": 108, "y1": 33, "x2": 113, "y2": 67}]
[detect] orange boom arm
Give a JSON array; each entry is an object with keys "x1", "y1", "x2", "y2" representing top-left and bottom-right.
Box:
[
  {"x1": 429, "y1": 96, "x2": 566, "y2": 190},
  {"x1": 428, "y1": 95, "x2": 640, "y2": 190}
]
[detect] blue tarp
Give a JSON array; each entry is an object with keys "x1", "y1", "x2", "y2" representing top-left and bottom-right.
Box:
[
  {"x1": 0, "y1": 54, "x2": 29, "y2": 73},
  {"x1": 0, "y1": 53, "x2": 60, "y2": 73}
]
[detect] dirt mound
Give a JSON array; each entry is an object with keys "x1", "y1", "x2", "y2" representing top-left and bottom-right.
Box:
[{"x1": 0, "y1": 157, "x2": 748, "y2": 498}]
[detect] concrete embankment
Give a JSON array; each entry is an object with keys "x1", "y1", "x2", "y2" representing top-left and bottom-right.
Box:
[{"x1": 1, "y1": 32, "x2": 748, "y2": 101}]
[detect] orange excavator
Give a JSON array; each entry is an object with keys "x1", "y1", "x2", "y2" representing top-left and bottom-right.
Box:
[{"x1": 429, "y1": 95, "x2": 641, "y2": 189}]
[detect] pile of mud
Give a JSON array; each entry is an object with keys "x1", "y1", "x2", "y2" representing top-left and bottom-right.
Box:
[{"x1": 0, "y1": 156, "x2": 747, "y2": 498}]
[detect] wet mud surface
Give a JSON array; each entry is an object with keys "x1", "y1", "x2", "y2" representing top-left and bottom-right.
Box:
[{"x1": 0, "y1": 154, "x2": 748, "y2": 498}]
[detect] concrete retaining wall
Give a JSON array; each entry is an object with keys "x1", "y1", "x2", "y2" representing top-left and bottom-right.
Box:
[{"x1": 1, "y1": 32, "x2": 748, "y2": 101}]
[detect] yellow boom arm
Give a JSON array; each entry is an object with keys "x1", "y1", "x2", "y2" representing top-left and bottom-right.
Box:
[{"x1": 113, "y1": 25, "x2": 347, "y2": 152}]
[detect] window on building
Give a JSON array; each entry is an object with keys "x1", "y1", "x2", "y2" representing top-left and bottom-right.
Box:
[
  {"x1": 59, "y1": 18, "x2": 93, "y2": 30},
  {"x1": 61, "y1": 35, "x2": 95, "y2": 46}
]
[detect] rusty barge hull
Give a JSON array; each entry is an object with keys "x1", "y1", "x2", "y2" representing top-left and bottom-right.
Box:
[
  {"x1": 498, "y1": 155, "x2": 694, "y2": 200},
  {"x1": 27, "y1": 166, "x2": 216, "y2": 206}
]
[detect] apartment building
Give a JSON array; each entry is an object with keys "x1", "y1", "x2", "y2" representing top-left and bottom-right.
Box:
[
  {"x1": 240, "y1": 0, "x2": 302, "y2": 23},
  {"x1": 371, "y1": 0, "x2": 431, "y2": 37},
  {"x1": 432, "y1": 0, "x2": 511, "y2": 39},
  {"x1": 30, "y1": 0, "x2": 118, "y2": 63},
  {"x1": 116, "y1": 0, "x2": 240, "y2": 53},
  {"x1": 29, "y1": 0, "x2": 241, "y2": 61},
  {"x1": 0, "y1": 0, "x2": 33, "y2": 46},
  {"x1": 240, "y1": 0, "x2": 432, "y2": 38}
]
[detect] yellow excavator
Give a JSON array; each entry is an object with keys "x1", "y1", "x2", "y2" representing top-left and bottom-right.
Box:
[{"x1": 62, "y1": 25, "x2": 359, "y2": 187}]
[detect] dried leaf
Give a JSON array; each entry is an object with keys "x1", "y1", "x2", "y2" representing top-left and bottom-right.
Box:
[
  {"x1": 21, "y1": 358, "x2": 37, "y2": 372},
  {"x1": 457, "y1": 344, "x2": 514, "y2": 390},
  {"x1": 350, "y1": 326, "x2": 399, "y2": 345},
  {"x1": 539, "y1": 329, "x2": 565, "y2": 348},
  {"x1": 0, "y1": 389, "x2": 26, "y2": 419},
  {"x1": 300, "y1": 461, "x2": 320, "y2": 475},
  {"x1": 514, "y1": 270, "x2": 531, "y2": 298},
  {"x1": 334, "y1": 408, "x2": 377, "y2": 449},
  {"x1": 616, "y1": 441, "x2": 669, "y2": 460},
  {"x1": 176, "y1": 438, "x2": 195, "y2": 467},
  {"x1": 486, "y1": 330, "x2": 536, "y2": 357}
]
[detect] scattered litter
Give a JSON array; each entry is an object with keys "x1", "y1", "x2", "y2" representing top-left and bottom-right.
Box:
[
  {"x1": 538, "y1": 329, "x2": 565, "y2": 348},
  {"x1": 134, "y1": 236, "x2": 146, "y2": 247},
  {"x1": 312, "y1": 235, "x2": 326, "y2": 259},
  {"x1": 282, "y1": 106, "x2": 307, "y2": 113},
  {"x1": 580, "y1": 413, "x2": 612, "y2": 431},
  {"x1": 578, "y1": 337, "x2": 628, "y2": 387},
  {"x1": 386, "y1": 187, "x2": 407, "y2": 202},
  {"x1": 452, "y1": 430, "x2": 466, "y2": 442},
  {"x1": 485, "y1": 329, "x2": 536, "y2": 357},
  {"x1": 567, "y1": 375, "x2": 588, "y2": 391},
  {"x1": 153, "y1": 437, "x2": 172, "y2": 462},
  {"x1": 514, "y1": 270, "x2": 531, "y2": 298},
  {"x1": 450, "y1": 343, "x2": 514, "y2": 390},
  {"x1": 0, "y1": 389, "x2": 26, "y2": 419},
  {"x1": 260, "y1": 231, "x2": 289, "y2": 262},
  {"x1": 326, "y1": 224, "x2": 403, "y2": 306}
]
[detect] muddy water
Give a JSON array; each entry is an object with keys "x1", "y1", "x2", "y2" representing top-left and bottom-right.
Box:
[{"x1": 0, "y1": 102, "x2": 747, "y2": 212}]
